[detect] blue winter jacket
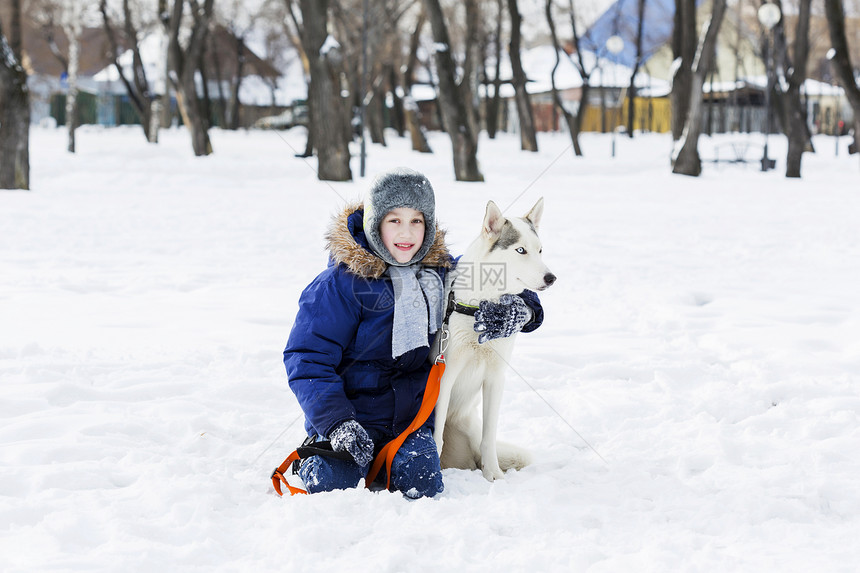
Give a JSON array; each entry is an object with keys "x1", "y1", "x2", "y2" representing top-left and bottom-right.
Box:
[{"x1": 283, "y1": 205, "x2": 543, "y2": 441}]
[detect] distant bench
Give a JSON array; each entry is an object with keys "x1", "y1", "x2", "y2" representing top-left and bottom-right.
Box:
[{"x1": 707, "y1": 140, "x2": 766, "y2": 166}]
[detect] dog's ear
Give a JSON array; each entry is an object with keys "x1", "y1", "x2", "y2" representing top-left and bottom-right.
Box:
[
  {"x1": 525, "y1": 197, "x2": 544, "y2": 230},
  {"x1": 483, "y1": 201, "x2": 505, "y2": 239}
]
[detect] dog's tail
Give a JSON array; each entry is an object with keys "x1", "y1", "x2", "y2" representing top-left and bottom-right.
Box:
[{"x1": 496, "y1": 441, "x2": 532, "y2": 472}]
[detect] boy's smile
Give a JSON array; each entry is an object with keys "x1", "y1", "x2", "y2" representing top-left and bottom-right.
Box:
[{"x1": 379, "y1": 207, "x2": 426, "y2": 264}]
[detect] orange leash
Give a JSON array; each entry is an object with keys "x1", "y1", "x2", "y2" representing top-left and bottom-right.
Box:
[
  {"x1": 271, "y1": 450, "x2": 309, "y2": 496},
  {"x1": 271, "y1": 358, "x2": 445, "y2": 496},
  {"x1": 365, "y1": 359, "x2": 444, "y2": 490}
]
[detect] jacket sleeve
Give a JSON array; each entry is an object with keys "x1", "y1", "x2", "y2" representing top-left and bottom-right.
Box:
[
  {"x1": 283, "y1": 269, "x2": 362, "y2": 437},
  {"x1": 518, "y1": 289, "x2": 544, "y2": 333}
]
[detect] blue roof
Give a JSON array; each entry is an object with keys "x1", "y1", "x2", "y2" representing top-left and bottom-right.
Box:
[{"x1": 580, "y1": 0, "x2": 705, "y2": 68}]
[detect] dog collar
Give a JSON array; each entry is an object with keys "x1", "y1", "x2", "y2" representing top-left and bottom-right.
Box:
[{"x1": 444, "y1": 291, "x2": 478, "y2": 324}]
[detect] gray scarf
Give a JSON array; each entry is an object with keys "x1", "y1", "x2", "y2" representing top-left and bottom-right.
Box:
[{"x1": 386, "y1": 265, "x2": 444, "y2": 358}]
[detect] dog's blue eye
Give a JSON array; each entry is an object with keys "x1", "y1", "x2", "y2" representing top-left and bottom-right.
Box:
[{"x1": 516, "y1": 247, "x2": 527, "y2": 255}]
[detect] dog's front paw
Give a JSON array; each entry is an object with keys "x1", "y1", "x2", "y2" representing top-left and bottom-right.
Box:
[{"x1": 481, "y1": 464, "x2": 505, "y2": 482}]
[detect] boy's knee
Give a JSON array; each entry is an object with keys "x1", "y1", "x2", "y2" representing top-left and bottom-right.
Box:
[
  {"x1": 391, "y1": 429, "x2": 444, "y2": 498},
  {"x1": 395, "y1": 453, "x2": 444, "y2": 498}
]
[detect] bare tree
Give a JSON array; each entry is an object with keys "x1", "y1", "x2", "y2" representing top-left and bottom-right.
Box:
[
  {"x1": 626, "y1": 0, "x2": 646, "y2": 138},
  {"x1": 461, "y1": 0, "x2": 481, "y2": 141},
  {"x1": 62, "y1": 2, "x2": 85, "y2": 152},
  {"x1": 214, "y1": 0, "x2": 273, "y2": 131},
  {"x1": 278, "y1": 0, "x2": 314, "y2": 157},
  {"x1": 507, "y1": 0, "x2": 538, "y2": 151},
  {"x1": 167, "y1": 0, "x2": 215, "y2": 156},
  {"x1": 423, "y1": 0, "x2": 483, "y2": 181},
  {"x1": 300, "y1": 0, "x2": 352, "y2": 180},
  {"x1": 155, "y1": 0, "x2": 171, "y2": 131},
  {"x1": 545, "y1": 0, "x2": 593, "y2": 156},
  {"x1": 671, "y1": 0, "x2": 696, "y2": 141},
  {"x1": 331, "y1": 1, "x2": 419, "y2": 149},
  {"x1": 402, "y1": 7, "x2": 432, "y2": 152},
  {"x1": 100, "y1": 0, "x2": 160, "y2": 142},
  {"x1": 0, "y1": 0, "x2": 30, "y2": 189},
  {"x1": 485, "y1": 0, "x2": 504, "y2": 138},
  {"x1": 672, "y1": 0, "x2": 728, "y2": 176},
  {"x1": 223, "y1": 25, "x2": 247, "y2": 130},
  {"x1": 773, "y1": 0, "x2": 813, "y2": 178},
  {"x1": 825, "y1": 0, "x2": 860, "y2": 163},
  {"x1": 32, "y1": 0, "x2": 88, "y2": 152}
]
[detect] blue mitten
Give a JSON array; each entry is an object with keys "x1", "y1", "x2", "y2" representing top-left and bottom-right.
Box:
[
  {"x1": 329, "y1": 419, "x2": 375, "y2": 467},
  {"x1": 474, "y1": 294, "x2": 532, "y2": 344}
]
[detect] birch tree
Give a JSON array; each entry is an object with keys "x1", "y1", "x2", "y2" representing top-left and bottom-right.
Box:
[
  {"x1": 61, "y1": 1, "x2": 88, "y2": 152},
  {"x1": 33, "y1": 0, "x2": 89, "y2": 152}
]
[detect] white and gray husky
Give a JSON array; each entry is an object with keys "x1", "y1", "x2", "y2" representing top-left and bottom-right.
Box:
[{"x1": 434, "y1": 198, "x2": 555, "y2": 481}]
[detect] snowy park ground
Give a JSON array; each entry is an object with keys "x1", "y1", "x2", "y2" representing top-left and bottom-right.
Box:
[{"x1": 2, "y1": 125, "x2": 860, "y2": 571}]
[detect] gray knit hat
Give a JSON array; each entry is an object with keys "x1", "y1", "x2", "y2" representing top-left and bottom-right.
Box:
[{"x1": 363, "y1": 167, "x2": 437, "y2": 267}]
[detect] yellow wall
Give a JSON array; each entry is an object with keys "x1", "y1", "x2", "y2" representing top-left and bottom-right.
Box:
[{"x1": 581, "y1": 97, "x2": 672, "y2": 133}]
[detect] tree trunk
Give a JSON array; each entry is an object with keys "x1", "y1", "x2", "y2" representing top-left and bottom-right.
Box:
[
  {"x1": 775, "y1": 0, "x2": 812, "y2": 178},
  {"x1": 672, "y1": 0, "x2": 727, "y2": 176},
  {"x1": 507, "y1": 0, "x2": 538, "y2": 151},
  {"x1": 627, "y1": 0, "x2": 646, "y2": 137},
  {"x1": 402, "y1": 9, "x2": 431, "y2": 153},
  {"x1": 461, "y1": 0, "x2": 481, "y2": 141},
  {"x1": 282, "y1": 0, "x2": 313, "y2": 157},
  {"x1": 300, "y1": 0, "x2": 352, "y2": 181},
  {"x1": 101, "y1": 0, "x2": 157, "y2": 142},
  {"x1": 0, "y1": 2, "x2": 30, "y2": 190},
  {"x1": 545, "y1": 0, "x2": 582, "y2": 156},
  {"x1": 387, "y1": 65, "x2": 405, "y2": 138},
  {"x1": 671, "y1": 0, "x2": 696, "y2": 141},
  {"x1": 300, "y1": 80, "x2": 315, "y2": 157},
  {"x1": 168, "y1": 0, "x2": 214, "y2": 157},
  {"x1": 210, "y1": 35, "x2": 228, "y2": 128},
  {"x1": 567, "y1": 0, "x2": 591, "y2": 148},
  {"x1": 368, "y1": 81, "x2": 387, "y2": 146},
  {"x1": 228, "y1": 35, "x2": 245, "y2": 130},
  {"x1": 157, "y1": 0, "x2": 171, "y2": 132},
  {"x1": 423, "y1": 0, "x2": 484, "y2": 181},
  {"x1": 824, "y1": 0, "x2": 860, "y2": 164},
  {"x1": 63, "y1": 15, "x2": 82, "y2": 154},
  {"x1": 486, "y1": 0, "x2": 504, "y2": 138}
]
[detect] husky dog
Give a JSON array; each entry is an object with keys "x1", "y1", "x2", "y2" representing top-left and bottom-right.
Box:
[{"x1": 434, "y1": 198, "x2": 555, "y2": 481}]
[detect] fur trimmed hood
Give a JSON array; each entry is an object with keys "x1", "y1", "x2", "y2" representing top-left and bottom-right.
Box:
[{"x1": 324, "y1": 203, "x2": 451, "y2": 279}]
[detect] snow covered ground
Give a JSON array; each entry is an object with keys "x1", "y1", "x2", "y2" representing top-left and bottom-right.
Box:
[{"x1": 2, "y1": 125, "x2": 859, "y2": 571}]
